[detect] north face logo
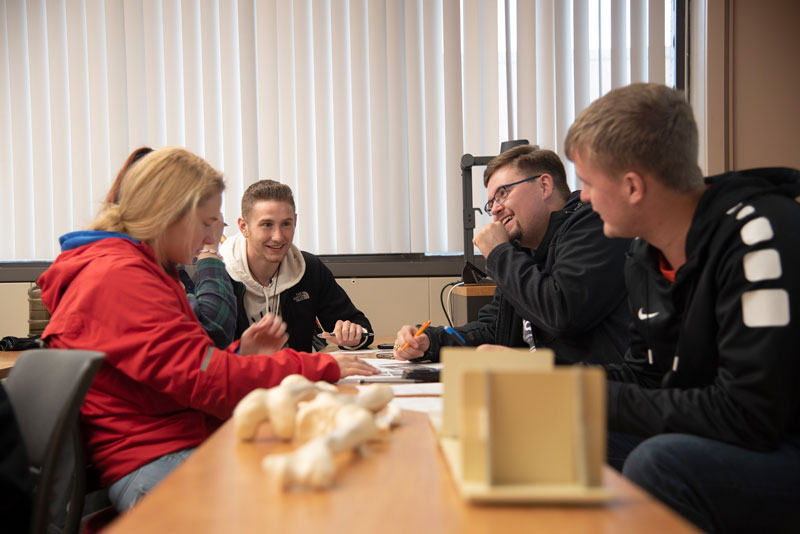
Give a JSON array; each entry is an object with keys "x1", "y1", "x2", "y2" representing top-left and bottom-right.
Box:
[{"x1": 293, "y1": 291, "x2": 310, "y2": 303}]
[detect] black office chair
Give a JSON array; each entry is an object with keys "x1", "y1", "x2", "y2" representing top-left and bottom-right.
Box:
[{"x1": 4, "y1": 349, "x2": 105, "y2": 534}]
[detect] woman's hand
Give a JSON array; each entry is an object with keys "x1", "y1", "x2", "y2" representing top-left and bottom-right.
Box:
[
  {"x1": 332, "y1": 354, "x2": 380, "y2": 377},
  {"x1": 239, "y1": 313, "x2": 289, "y2": 355}
]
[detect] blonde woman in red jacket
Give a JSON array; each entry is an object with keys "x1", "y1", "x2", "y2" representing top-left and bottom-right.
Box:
[{"x1": 37, "y1": 147, "x2": 378, "y2": 511}]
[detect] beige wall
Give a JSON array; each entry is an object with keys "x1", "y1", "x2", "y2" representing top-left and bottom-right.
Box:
[
  {"x1": 729, "y1": 0, "x2": 800, "y2": 170},
  {"x1": 337, "y1": 277, "x2": 460, "y2": 336},
  {"x1": 0, "y1": 278, "x2": 460, "y2": 340},
  {"x1": 693, "y1": 0, "x2": 800, "y2": 173},
  {"x1": 0, "y1": 283, "x2": 32, "y2": 338}
]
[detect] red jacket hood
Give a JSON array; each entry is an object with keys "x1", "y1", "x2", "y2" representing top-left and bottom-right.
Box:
[{"x1": 39, "y1": 237, "x2": 158, "y2": 315}]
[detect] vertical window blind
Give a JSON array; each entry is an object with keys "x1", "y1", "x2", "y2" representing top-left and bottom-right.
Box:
[{"x1": 0, "y1": 0, "x2": 675, "y2": 261}]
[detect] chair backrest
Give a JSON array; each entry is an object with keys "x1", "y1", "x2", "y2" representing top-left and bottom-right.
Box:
[{"x1": 5, "y1": 349, "x2": 105, "y2": 534}]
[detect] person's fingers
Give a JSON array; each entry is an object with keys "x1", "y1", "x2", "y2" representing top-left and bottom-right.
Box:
[
  {"x1": 394, "y1": 346, "x2": 424, "y2": 361},
  {"x1": 348, "y1": 322, "x2": 362, "y2": 344},
  {"x1": 341, "y1": 321, "x2": 355, "y2": 343},
  {"x1": 333, "y1": 320, "x2": 344, "y2": 340},
  {"x1": 351, "y1": 359, "x2": 379, "y2": 375},
  {"x1": 334, "y1": 355, "x2": 379, "y2": 377},
  {"x1": 392, "y1": 326, "x2": 429, "y2": 359},
  {"x1": 262, "y1": 326, "x2": 278, "y2": 340},
  {"x1": 339, "y1": 321, "x2": 350, "y2": 343},
  {"x1": 400, "y1": 325, "x2": 416, "y2": 339},
  {"x1": 261, "y1": 313, "x2": 286, "y2": 335},
  {"x1": 392, "y1": 325, "x2": 422, "y2": 359},
  {"x1": 276, "y1": 333, "x2": 289, "y2": 349},
  {"x1": 256, "y1": 312, "x2": 274, "y2": 327},
  {"x1": 267, "y1": 321, "x2": 286, "y2": 340},
  {"x1": 246, "y1": 313, "x2": 288, "y2": 348},
  {"x1": 332, "y1": 320, "x2": 362, "y2": 346},
  {"x1": 392, "y1": 337, "x2": 404, "y2": 359}
]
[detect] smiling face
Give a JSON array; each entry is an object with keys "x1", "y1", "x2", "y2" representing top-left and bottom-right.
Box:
[
  {"x1": 161, "y1": 192, "x2": 223, "y2": 265},
  {"x1": 486, "y1": 164, "x2": 551, "y2": 249},
  {"x1": 239, "y1": 199, "x2": 297, "y2": 268}
]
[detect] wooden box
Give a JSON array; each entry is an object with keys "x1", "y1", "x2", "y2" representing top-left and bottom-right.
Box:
[{"x1": 438, "y1": 347, "x2": 611, "y2": 504}]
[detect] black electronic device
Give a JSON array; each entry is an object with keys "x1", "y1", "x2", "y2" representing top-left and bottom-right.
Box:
[
  {"x1": 402, "y1": 367, "x2": 440, "y2": 382},
  {"x1": 461, "y1": 260, "x2": 492, "y2": 285}
]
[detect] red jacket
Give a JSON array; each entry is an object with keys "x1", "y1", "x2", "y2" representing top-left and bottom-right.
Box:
[{"x1": 38, "y1": 234, "x2": 340, "y2": 485}]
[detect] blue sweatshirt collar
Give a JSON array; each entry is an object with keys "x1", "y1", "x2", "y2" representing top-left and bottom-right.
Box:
[{"x1": 59, "y1": 230, "x2": 140, "y2": 252}]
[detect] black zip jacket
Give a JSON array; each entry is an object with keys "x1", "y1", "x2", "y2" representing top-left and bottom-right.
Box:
[
  {"x1": 0, "y1": 382, "x2": 32, "y2": 534},
  {"x1": 606, "y1": 168, "x2": 800, "y2": 450},
  {"x1": 233, "y1": 252, "x2": 373, "y2": 352},
  {"x1": 425, "y1": 192, "x2": 631, "y2": 365}
]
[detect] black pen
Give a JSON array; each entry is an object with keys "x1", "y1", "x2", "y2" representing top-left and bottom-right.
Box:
[{"x1": 358, "y1": 378, "x2": 424, "y2": 384}]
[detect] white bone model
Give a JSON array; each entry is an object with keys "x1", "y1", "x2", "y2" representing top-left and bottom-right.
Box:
[{"x1": 233, "y1": 374, "x2": 402, "y2": 489}]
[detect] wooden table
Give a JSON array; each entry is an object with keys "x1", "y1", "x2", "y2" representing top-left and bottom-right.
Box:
[
  {"x1": 103, "y1": 410, "x2": 699, "y2": 534},
  {"x1": 0, "y1": 350, "x2": 21, "y2": 379},
  {"x1": 0, "y1": 335, "x2": 392, "y2": 380}
]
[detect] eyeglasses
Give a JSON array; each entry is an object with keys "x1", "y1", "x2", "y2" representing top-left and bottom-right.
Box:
[{"x1": 484, "y1": 174, "x2": 543, "y2": 212}]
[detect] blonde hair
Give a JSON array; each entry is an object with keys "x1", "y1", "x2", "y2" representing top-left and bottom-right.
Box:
[
  {"x1": 91, "y1": 147, "x2": 224, "y2": 263},
  {"x1": 564, "y1": 83, "x2": 704, "y2": 192}
]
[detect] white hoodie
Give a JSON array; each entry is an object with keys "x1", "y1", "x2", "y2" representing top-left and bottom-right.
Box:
[{"x1": 220, "y1": 233, "x2": 306, "y2": 326}]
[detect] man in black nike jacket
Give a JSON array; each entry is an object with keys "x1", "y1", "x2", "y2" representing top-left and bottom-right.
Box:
[{"x1": 565, "y1": 82, "x2": 800, "y2": 533}]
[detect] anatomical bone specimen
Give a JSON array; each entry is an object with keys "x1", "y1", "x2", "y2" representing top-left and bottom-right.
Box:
[{"x1": 233, "y1": 374, "x2": 401, "y2": 489}]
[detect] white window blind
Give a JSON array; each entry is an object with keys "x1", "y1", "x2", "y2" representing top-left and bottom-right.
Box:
[{"x1": 0, "y1": 0, "x2": 675, "y2": 261}]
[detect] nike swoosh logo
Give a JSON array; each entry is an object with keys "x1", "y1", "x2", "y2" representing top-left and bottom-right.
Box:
[{"x1": 638, "y1": 308, "x2": 660, "y2": 320}]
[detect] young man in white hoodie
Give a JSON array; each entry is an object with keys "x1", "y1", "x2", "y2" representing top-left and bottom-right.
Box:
[{"x1": 220, "y1": 180, "x2": 373, "y2": 352}]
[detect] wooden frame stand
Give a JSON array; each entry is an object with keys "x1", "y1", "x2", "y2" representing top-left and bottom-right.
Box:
[{"x1": 438, "y1": 347, "x2": 612, "y2": 504}]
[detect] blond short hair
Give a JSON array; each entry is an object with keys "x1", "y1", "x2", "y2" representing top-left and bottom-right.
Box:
[
  {"x1": 564, "y1": 83, "x2": 704, "y2": 192},
  {"x1": 91, "y1": 146, "x2": 224, "y2": 262}
]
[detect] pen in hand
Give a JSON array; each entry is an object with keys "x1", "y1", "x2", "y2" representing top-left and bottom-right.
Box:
[{"x1": 400, "y1": 320, "x2": 431, "y2": 352}]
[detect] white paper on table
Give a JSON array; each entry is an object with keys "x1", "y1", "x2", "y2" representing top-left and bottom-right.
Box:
[
  {"x1": 389, "y1": 396, "x2": 443, "y2": 415},
  {"x1": 337, "y1": 358, "x2": 442, "y2": 384}
]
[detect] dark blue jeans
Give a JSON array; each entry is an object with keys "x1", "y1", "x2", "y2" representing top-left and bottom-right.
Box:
[{"x1": 608, "y1": 432, "x2": 800, "y2": 533}]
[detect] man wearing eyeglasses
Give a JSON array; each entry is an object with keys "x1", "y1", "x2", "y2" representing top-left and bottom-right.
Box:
[{"x1": 394, "y1": 144, "x2": 631, "y2": 365}]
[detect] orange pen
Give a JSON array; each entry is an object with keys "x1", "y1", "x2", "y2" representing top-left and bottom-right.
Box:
[{"x1": 400, "y1": 320, "x2": 431, "y2": 352}]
